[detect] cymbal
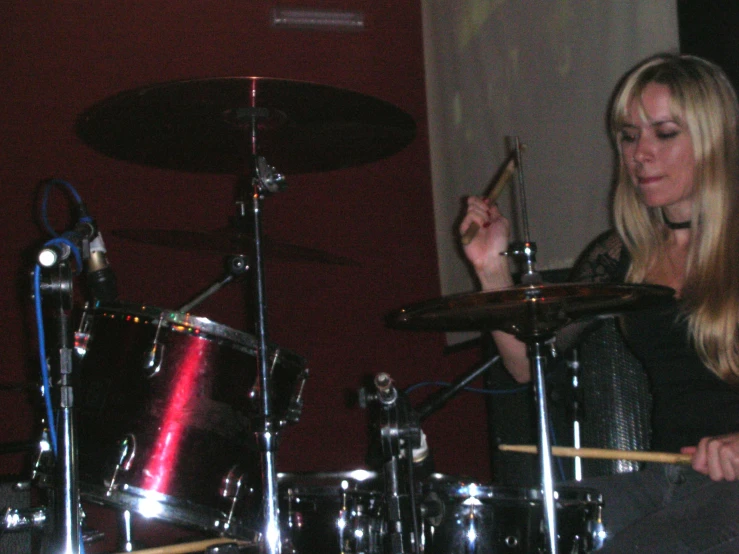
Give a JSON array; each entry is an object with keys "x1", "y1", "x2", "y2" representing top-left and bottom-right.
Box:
[
  {"x1": 113, "y1": 227, "x2": 359, "y2": 266},
  {"x1": 387, "y1": 283, "x2": 675, "y2": 338},
  {"x1": 76, "y1": 77, "x2": 416, "y2": 174}
]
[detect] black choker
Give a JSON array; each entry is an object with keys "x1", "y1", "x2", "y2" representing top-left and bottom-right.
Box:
[{"x1": 664, "y1": 215, "x2": 691, "y2": 230}]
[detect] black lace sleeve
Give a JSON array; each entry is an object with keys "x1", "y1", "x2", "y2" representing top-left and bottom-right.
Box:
[
  {"x1": 568, "y1": 230, "x2": 629, "y2": 284},
  {"x1": 553, "y1": 230, "x2": 631, "y2": 354}
]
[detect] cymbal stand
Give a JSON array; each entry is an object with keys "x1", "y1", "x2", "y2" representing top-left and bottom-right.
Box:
[
  {"x1": 246, "y1": 149, "x2": 287, "y2": 554},
  {"x1": 524, "y1": 335, "x2": 559, "y2": 554},
  {"x1": 505, "y1": 137, "x2": 557, "y2": 554},
  {"x1": 506, "y1": 137, "x2": 542, "y2": 287},
  {"x1": 37, "y1": 258, "x2": 81, "y2": 554}
]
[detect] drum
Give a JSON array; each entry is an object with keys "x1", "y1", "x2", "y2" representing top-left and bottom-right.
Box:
[
  {"x1": 75, "y1": 302, "x2": 307, "y2": 538},
  {"x1": 418, "y1": 476, "x2": 603, "y2": 553},
  {"x1": 278, "y1": 471, "x2": 385, "y2": 554}
]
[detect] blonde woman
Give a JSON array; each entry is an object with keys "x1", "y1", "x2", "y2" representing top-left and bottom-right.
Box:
[{"x1": 461, "y1": 54, "x2": 739, "y2": 552}]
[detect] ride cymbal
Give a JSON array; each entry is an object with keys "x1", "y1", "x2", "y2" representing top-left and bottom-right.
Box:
[{"x1": 76, "y1": 77, "x2": 416, "y2": 174}]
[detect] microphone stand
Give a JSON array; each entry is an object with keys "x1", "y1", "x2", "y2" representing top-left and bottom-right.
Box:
[
  {"x1": 367, "y1": 373, "x2": 421, "y2": 554},
  {"x1": 37, "y1": 257, "x2": 81, "y2": 554}
]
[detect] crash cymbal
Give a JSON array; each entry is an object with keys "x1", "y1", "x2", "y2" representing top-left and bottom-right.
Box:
[
  {"x1": 387, "y1": 283, "x2": 675, "y2": 338},
  {"x1": 113, "y1": 227, "x2": 359, "y2": 266},
  {"x1": 76, "y1": 77, "x2": 416, "y2": 174}
]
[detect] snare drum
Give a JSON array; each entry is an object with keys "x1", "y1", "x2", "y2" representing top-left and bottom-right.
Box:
[
  {"x1": 278, "y1": 471, "x2": 385, "y2": 554},
  {"x1": 75, "y1": 302, "x2": 307, "y2": 538},
  {"x1": 418, "y1": 476, "x2": 603, "y2": 553}
]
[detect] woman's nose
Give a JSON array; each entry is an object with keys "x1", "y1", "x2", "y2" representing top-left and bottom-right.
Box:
[{"x1": 632, "y1": 136, "x2": 654, "y2": 163}]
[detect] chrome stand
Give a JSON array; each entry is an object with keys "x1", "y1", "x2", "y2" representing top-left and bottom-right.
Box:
[
  {"x1": 507, "y1": 136, "x2": 557, "y2": 554},
  {"x1": 248, "y1": 154, "x2": 287, "y2": 554},
  {"x1": 506, "y1": 244, "x2": 559, "y2": 554},
  {"x1": 528, "y1": 339, "x2": 558, "y2": 554},
  {"x1": 37, "y1": 259, "x2": 81, "y2": 554}
]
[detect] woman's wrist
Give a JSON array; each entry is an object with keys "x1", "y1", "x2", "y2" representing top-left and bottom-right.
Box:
[{"x1": 476, "y1": 261, "x2": 514, "y2": 290}]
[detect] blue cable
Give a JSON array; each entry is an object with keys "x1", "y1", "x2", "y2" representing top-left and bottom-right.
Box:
[
  {"x1": 40, "y1": 179, "x2": 87, "y2": 236},
  {"x1": 34, "y1": 265, "x2": 58, "y2": 456},
  {"x1": 405, "y1": 377, "x2": 568, "y2": 480}
]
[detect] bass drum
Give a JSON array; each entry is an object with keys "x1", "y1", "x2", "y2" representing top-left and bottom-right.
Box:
[
  {"x1": 75, "y1": 302, "x2": 307, "y2": 539},
  {"x1": 419, "y1": 475, "x2": 603, "y2": 553},
  {"x1": 279, "y1": 471, "x2": 385, "y2": 554}
]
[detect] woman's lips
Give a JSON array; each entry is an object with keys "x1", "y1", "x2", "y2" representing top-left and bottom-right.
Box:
[{"x1": 638, "y1": 175, "x2": 663, "y2": 185}]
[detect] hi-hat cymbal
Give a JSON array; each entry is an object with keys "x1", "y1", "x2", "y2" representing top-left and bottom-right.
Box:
[
  {"x1": 113, "y1": 227, "x2": 359, "y2": 266},
  {"x1": 76, "y1": 77, "x2": 416, "y2": 174},
  {"x1": 387, "y1": 283, "x2": 675, "y2": 338}
]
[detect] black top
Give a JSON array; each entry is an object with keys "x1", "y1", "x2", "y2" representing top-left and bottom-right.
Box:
[{"x1": 569, "y1": 230, "x2": 739, "y2": 452}]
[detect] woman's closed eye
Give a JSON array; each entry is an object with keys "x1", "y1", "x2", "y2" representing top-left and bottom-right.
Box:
[
  {"x1": 620, "y1": 131, "x2": 637, "y2": 143},
  {"x1": 656, "y1": 130, "x2": 680, "y2": 140}
]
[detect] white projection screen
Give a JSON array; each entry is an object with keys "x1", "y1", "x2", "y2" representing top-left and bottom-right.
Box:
[{"x1": 422, "y1": 1, "x2": 678, "y2": 342}]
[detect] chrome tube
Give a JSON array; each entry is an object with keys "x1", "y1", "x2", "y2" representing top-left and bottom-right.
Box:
[{"x1": 530, "y1": 341, "x2": 558, "y2": 554}]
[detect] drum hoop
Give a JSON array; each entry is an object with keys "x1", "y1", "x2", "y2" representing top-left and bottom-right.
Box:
[
  {"x1": 79, "y1": 482, "x2": 259, "y2": 540},
  {"x1": 278, "y1": 470, "x2": 382, "y2": 492},
  {"x1": 90, "y1": 302, "x2": 306, "y2": 369},
  {"x1": 421, "y1": 475, "x2": 601, "y2": 504}
]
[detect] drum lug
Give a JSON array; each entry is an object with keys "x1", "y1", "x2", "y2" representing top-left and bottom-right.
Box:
[
  {"x1": 74, "y1": 302, "x2": 93, "y2": 357},
  {"x1": 142, "y1": 315, "x2": 166, "y2": 378},
  {"x1": 104, "y1": 434, "x2": 136, "y2": 495},
  {"x1": 29, "y1": 427, "x2": 54, "y2": 487},
  {"x1": 282, "y1": 368, "x2": 310, "y2": 428},
  {"x1": 463, "y1": 503, "x2": 481, "y2": 552},
  {"x1": 220, "y1": 466, "x2": 251, "y2": 532},
  {"x1": 142, "y1": 341, "x2": 165, "y2": 378},
  {"x1": 420, "y1": 491, "x2": 444, "y2": 527},
  {"x1": 587, "y1": 501, "x2": 606, "y2": 551},
  {"x1": 1, "y1": 505, "x2": 47, "y2": 533},
  {"x1": 282, "y1": 488, "x2": 300, "y2": 554}
]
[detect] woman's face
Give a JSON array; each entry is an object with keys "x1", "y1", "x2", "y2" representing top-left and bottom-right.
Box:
[{"x1": 619, "y1": 82, "x2": 696, "y2": 220}]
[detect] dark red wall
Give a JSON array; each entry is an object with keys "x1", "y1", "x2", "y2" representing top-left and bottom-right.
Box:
[{"x1": 1, "y1": 1, "x2": 490, "y2": 548}]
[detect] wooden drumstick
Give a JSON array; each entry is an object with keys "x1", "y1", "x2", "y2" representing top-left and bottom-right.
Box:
[
  {"x1": 111, "y1": 537, "x2": 253, "y2": 554},
  {"x1": 499, "y1": 444, "x2": 692, "y2": 464},
  {"x1": 460, "y1": 146, "x2": 524, "y2": 246}
]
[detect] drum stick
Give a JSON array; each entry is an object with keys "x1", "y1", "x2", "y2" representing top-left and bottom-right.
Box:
[
  {"x1": 111, "y1": 537, "x2": 253, "y2": 554},
  {"x1": 499, "y1": 444, "x2": 692, "y2": 465},
  {"x1": 460, "y1": 146, "x2": 523, "y2": 246}
]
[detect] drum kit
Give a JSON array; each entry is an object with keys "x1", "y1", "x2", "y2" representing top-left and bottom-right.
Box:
[{"x1": 0, "y1": 76, "x2": 675, "y2": 554}]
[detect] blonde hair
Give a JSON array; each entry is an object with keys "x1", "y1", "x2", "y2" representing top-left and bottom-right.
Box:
[{"x1": 611, "y1": 53, "x2": 739, "y2": 383}]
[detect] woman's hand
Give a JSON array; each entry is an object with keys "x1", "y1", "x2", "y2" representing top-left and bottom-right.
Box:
[
  {"x1": 459, "y1": 196, "x2": 531, "y2": 382},
  {"x1": 681, "y1": 433, "x2": 739, "y2": 481},
  {"x1": 459, "y1": 196, "x2": 513, "y2": 290}
]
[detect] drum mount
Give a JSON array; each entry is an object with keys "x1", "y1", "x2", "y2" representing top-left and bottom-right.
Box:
[{"x1": 362, "y1": 372, "x2": 425, "y2": 554}]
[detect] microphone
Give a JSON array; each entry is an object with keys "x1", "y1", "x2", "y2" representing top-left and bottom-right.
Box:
[
  {"x1": 37, "y1": 219, "x2": 96, "y2": 268},
  {"x1": 37, "y1": 201, "x2": 118, "y2": 303},
  {"x1": 85, "y1": 231, "x2": 118, "y2": 303}
]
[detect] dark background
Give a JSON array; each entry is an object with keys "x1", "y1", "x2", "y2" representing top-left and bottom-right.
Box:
[{"x1": 0, "y1": 2, "x2": 489, "y2": 550}]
